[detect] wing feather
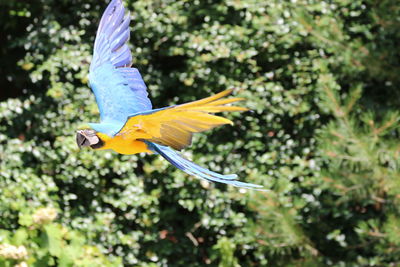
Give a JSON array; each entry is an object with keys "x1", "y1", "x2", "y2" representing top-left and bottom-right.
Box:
[
  {"x1": 88, "y1": 0, "x2": 152, "y2": 135},
  {"x1": 119, "y1": 89, "x2": 247, "y2": 150}
]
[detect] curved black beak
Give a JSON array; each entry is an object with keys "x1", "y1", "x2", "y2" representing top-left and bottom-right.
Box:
[{"x1": 76, "y1": 131, "x2": 89, "y2": 148}]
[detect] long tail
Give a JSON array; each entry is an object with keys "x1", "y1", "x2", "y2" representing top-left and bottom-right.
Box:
[{"x1": 147, "y1": 142, "x2": 264, "y2": 190}]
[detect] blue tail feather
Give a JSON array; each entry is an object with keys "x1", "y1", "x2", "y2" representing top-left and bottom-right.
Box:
[{"x1": 147, "y1": 142, "x2": 264, "y2": 190}]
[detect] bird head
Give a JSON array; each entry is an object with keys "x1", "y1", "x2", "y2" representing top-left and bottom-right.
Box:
[{"x1": 76, "y1": 129, "x2": 104, "y2": 149}]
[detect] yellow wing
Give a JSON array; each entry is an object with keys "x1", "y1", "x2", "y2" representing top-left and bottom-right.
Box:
[{"x1": 118, "y1": 89, "x2": 248, "y2": 150}]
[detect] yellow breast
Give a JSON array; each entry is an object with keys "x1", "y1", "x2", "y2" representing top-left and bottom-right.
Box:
[{"x1": 96, "y1": 132, "x2": 151, "y2": 155}]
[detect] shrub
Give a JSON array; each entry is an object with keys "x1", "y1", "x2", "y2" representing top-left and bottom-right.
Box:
[{"x1": 1, "y1": 0, "x2": 399, "y2": 266}]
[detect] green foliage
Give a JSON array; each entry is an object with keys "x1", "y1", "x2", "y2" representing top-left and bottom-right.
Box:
[
  {"x1": 0, "y1": 208, "x2": 120, "y2": 266},
  {"x1": 212, "y1": 237, "x2": 240, "y2": 267},
  {"x1": 0, "y1": 0, "x2": 399, "y2": 266}
]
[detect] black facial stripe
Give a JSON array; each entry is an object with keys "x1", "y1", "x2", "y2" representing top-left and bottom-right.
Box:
[{"x1": 90, "y1": 138, "x2": 104, "y2": 149}]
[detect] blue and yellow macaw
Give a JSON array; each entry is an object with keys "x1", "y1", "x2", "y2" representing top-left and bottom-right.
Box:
[{"x1": 76, "y1": 0, "x2": 262, "y2": 190}]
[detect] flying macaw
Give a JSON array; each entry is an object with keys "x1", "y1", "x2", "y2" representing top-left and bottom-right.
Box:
[{"x1": 76, "y1": 0, "x2": 262, "y2": 190}]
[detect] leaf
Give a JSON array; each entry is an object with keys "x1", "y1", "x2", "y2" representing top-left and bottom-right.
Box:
[
  {"x1": 18, "y1": 213, "x2": 33, "y2": 227},
  {"x1": 44, "y1": 224, "x2": 63, "y2": 257},
  {"x1": 12, "y1": 228, "x2": 28, "y2": 245}
]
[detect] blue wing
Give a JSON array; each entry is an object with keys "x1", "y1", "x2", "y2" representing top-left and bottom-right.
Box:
[{"x1": 88, "y1": 0, "x2": 152, "y2": 135}]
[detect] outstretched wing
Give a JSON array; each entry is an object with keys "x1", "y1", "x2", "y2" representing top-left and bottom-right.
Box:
[
  {"x1": 88, "y1": 0, "x2": 152, "y2": 135},
  {"x1": 118, "y1": 89, "x2": 247, "y2": 150}
]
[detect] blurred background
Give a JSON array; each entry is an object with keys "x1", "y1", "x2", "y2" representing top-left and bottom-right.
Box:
[{"x1": 0, "y1": 0, "x2": 399, "y2": 266}]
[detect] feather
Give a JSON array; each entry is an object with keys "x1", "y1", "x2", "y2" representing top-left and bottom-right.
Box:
[
  {"x1": 147, "y1": 142, "x2": 264, "y2": 190},
  {"x1": 118, "y1": 90, "x2": 247, "y2": 150},
  {"x1": 89, "y1": 0, "x2": 152, "y2": 135}
]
